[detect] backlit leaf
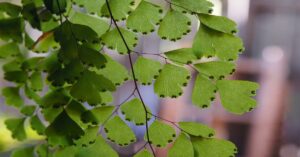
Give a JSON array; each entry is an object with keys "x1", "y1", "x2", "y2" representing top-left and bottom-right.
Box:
[
  {"x1": 54, "y1": 136, "x2": 118, "y2": 157},
  {"x1": 179, "y1": 122, "x2": 215, "y2": 138},
  {"x1": 0, "y1": 42, "x2": 21, "y2": 58},
  {"x1": 133, "y1": 57, "x2": 162, "y2": 85},
  {"x1": 20, "y1": 105, "x2": 36, "y2": 116},
  {"x1": 40, "y1": 89, "x2": 70, "y2": 108},
  {"x1": 101, "y1": 28, "x2": 138, "y2": 54},
  {"x1": 154, "y1": 64, "x2": 190, "y2": 98},
  {"x1": 0, "y1": 2, "x2": 22, "y2": 17},
  {"x1": 165, "y1": 48, "x2": 197, "y2": 64},
  {"x1": 121, "y1": 98, "x2": 152, "y2": 125},
  {"x1": 43, "y1": 0, "x2": 67, "y2": 14},
  {"x1": 193, "y1": 25, "x2": 243, "y2": 61},
  {"x1": 45, "y1": 110, "x2": 84, "y2": 147},
  {"x1": 192, "y1": 137, "x2": 238, "y2": 157},
  {"x1": 146, "y1": 120, "x2": 176, "y2": 147},
  {"x1": 217, "y1": 80, "x2": 259, "y2": 114},
  {"x1": 74, "y1": 126, "x2": 98, "y2": 147},
  {"x1": 35, "y1": 144, "x2": 50, "y2": 157},
  {"x1": 104, "y1": 116, "x2": 136, "y2": 146},
  {"x1": 101, "y1": 0, "x2": 134, "y2": 21},
  {"x1": 2, "y1": 87, "x2": 23, "y2": 107},
  {"x1": 28, "y1": 71, "x2": 43, "y2": 91},
  {"x1": 70, "y1": 70, "x2": 115, "y2": 105},
  {"x1": 194, "y1": 61, "x2": 235, "y2": 80},
  {"x1": 70, "y1": 12, "x2": 109, "y2": 37},
  {"x1": 0, "y1": 17, "x2": 23, "y2": 42},
  {"x1": 30, "y1": 115, "x2": 46, "y2": 135},
  {"x1": 11, "y1": 146, "x2": 34, "y2": 157},
  {"x1": 95, "y1": 54, "x2": 130, "y2": 86},
  {"x1": 5, "y1": 118, "x2": 27, "y2": 141},
  {"x1": 172, "y1": 0, "x2": 213, "y2": 14},
  {"x1": 126, "y1": 1, "x2": 162, "y2": 33},
  {"x1": 81, "y1": 106, "x2": 114, "y2": 125},
  {"x1": 32, "y1": 32, "x2": 59, "y2": 53},
  {"x1": 4, "y1": 70, "x2": 28, "y2": 83},
  {"x1": 72, "y1": 0, "x2": 105, "y2": 16},
  {"x1": 192, "y1": 75, "x2": 216, "y2": 109},
  {"x1": 158, "y1": 10, "x2": 191, "y2": 41},
  {"x1": 168, "y1": 133, "x2": 193, "y2": 157},
  {"x1": 200, "y1": 14, "x2": 237, "y2": 34}
]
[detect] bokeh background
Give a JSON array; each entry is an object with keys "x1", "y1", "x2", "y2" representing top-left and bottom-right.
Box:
[{"x1": 1, "y1": 0, "x2": 300, "y2": 157}]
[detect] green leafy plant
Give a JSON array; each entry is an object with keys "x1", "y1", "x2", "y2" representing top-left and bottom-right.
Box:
[{"x1": 0, "y1": 0, "x2": 259, "y2": 156}]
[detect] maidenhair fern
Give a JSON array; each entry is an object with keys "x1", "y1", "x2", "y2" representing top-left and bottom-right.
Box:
[{"x1": 0, "y1": 0, "x2": 259, "y2": 156}]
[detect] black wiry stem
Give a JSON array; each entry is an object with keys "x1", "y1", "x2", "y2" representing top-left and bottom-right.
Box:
[{"x1": 104, "y1": 1, "x2": 156, "y2": 156}]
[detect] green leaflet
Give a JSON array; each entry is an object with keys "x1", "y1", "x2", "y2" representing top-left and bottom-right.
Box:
[
  {"x1": 101, "y1": 0, "x2": 134, "y2": 21},
  {"x1": 70, "y1": 12, "x2": 109, "y2": 37},
  {"x1": 11, "y1": 146, "x2": 35, "y2": 157},
  {"x1": 81, "y1": 106, "x2": 114, "y2": 125},
  {"x1": 168, "y1": 133, "x2": 193, "y2": 157},
  {"x1": 217, "y1": 80, "x2": 259, "y2": 115},
  {"x1": 25, "y1": 33, "x2": 34, "y2": 48},
  {"x1": 94, "y1": 54, "x2": 130, "y2": 86},
  {"x1": 28, "y1": 71, "x2": 43, "y2": 91},
  {"x1": 5, "y1": 118, "x2": 27, "y2": 141},
  {"x1": 192, "y1": 75, "x2": 216, "y2": 109},
  {"x1": 21, "y1": 1, "x2": 41, "y2": 29},
  {"x1": 134, "y1": 149, "x2": 153, "y2": 157},
  {"x1": 165, "y1": 48, "x2": 198, "y2": 64},
  {"x1": 99, "y1": 91, "x2": 114, "y2": 106},
  {"x1": 154, "y1": 64, "x2": 190, "y2": 98},
  {"x1": 3, "y1": 58, "x2": 23, "y2": 72},
  {"x1": 36, "y1": 143, "x2": 50, "y2": 157},
  {"x1": 172, "y1": 0, "x2": 213, "y2": 14},
  {"x1": 4, "y1": 70, "x2": 28, "y2": 83},
  {"x1": 20, "y1": 105, "x2": 36, "y2": 116},
  {"x1": 146, "y1": 120, "x2": 176, "y2": 147},
  {"x1": 126, "y1": 1, "x2": 162, "y2": 33},
  {"x1": 158, "y1": 10, "x2": 191, "y2": 41},
  {"x1": 47, "y1": 59, "x2": 85, "y2": 86},
  {"x1": 179, "y1": 122, "x2": 215, "y2": 137},
  {"x1": 45, "y1": 110, "x2": 84, "y2": 147},
  {"x1": 133, "y1": 57, "x2": 162, "y2": 85},
  {"x1": 101, "y1": 28, "x2": 138, "y2": 54},
  {"x1": 193, "y1": 25, "x2": 243, "y2": 61},
  {"x1": 192, "y1": 137, "x2": 238, "y2": 157},
  {"x1": 74, "y1": 126, "x2": 98, "y2": 147},
  {"x1": 41, "y1": 106, "x2": 63, "y2": 122},
  {"x1": 40, "y1": 16, "x2": 59, "y2": 32},
  {"x1": 104, "y1": 116, "x2": 136, "y2": 146},
  {"x1": 40, "y1": 89, "x2": 70, "y2": 108},
  {"x1": 2, "y1": 87, "x2": 23, "y2": 107},
  {"x1": 120, "y1": 98, "x2": 152, "y2": 125},
  {"x1": 0, "y1": 42, "x2": 21, "y2": 58},
  {"x1": 70, "y1": 70, "x2": 115, "y2": 105},
  {"x1": 21, "y1": 57, "x2": 45, "y2": 72},
  {"x1": 194, "y1": 61, "x2": 236, "y2": 80},
  {"x1": 72, "y1": 0, "x2": 105, "y2": 16},
  {"x1": 54, "y1": 136, "x2": 118, "y2": 157},
  {"x1": 0, "y1": 2, "x2": 22, "y2": 17},
  {"x1": 200, "y1": 14, "x2": 238, "y2": 34},
  {"x1": 32, "y1": 32, "x2": 59, "y2": 53},
  {"x1": 30, "y1": 115, "x2": 46, "y2": 135},
  {"x1": 43, "y1": 0, "x2": 67, "y2": 14},
  {"x1": 55, "y1": 21, "x2": 99, "y2": 43},
  {"x1": 0, "y1": 17, "x2": 23, "y2": 42},
  {"x1": 24, "y1": 84, "x2": 41, "y2": 104},
  {"x1": 78, "y1": 45, "x2": 106, "y2": 69},
  {"x1": 65, "y1": 101, "x2": 87, "y2": 128}
]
